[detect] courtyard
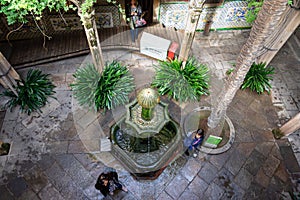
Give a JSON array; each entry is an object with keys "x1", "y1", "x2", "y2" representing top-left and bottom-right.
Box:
[{"x1": 0, "y1": 22, "x2": 299, "y2": 199}]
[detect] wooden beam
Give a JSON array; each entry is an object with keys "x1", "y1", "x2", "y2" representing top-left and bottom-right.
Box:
[
  {"x1": 280, "y1": 112, "x2": 300, "y2": 136},
  {"x1": 0, "y1": 52, "x2": 20, "y2": 96},
  {"x1": 0, "y1": 52, "x2": 20, "y2": 82}
]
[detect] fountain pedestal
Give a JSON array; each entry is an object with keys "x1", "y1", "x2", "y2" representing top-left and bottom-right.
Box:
[{"x1": 110, "y1": 88, "x2": 182, "y2": 179}]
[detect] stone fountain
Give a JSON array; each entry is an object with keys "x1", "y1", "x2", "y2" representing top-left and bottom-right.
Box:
[{"x1": 110, "y1": 88, "x2": 183, "y2": 179}]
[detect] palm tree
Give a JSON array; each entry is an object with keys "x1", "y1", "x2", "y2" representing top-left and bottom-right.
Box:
[{"x1": 207, "y1": 0, "x2": 288, "y2": 129}]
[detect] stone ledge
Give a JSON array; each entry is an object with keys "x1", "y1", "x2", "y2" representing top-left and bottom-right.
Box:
[{"x1": 183, "y1": 107, "x2": 235, "y2": 155}]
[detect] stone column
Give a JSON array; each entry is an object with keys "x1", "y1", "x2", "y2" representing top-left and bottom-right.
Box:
[
  {"x1": 178, "y1": 0, "x2": 205, "y2": 69},
  {"x1": 79, "y1": 9, "x2": 104, "y2": 73}
]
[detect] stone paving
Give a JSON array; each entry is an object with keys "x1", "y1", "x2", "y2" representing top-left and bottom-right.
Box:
[
  {"x1": 269, "y1": 30, "x2": 300, "y2": 165},
  {"x1": 0, "y1": 28, "x2": 299, "y2": 200}
]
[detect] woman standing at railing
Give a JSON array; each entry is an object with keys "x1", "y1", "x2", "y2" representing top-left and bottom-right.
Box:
[{"x1": 126, "y1": 0, "x2": 143, "y2": 43}]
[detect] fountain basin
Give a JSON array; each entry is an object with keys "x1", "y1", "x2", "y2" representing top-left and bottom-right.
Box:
[{"x1": 111, "y1": 116, "x2": 182, "y2": 175}]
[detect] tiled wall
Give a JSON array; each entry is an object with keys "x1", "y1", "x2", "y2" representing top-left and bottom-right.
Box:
[
  {"x1": 159, "y1": 1, "x2": 251, "y2": 30},
  {"x1": 0, "y1": 1, "x2": 251, "y2": 41}
]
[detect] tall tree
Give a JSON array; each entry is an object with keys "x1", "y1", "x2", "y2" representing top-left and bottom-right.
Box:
[
  {"x1": 207, "y1": 0, "x2": 288, "y2": 128},
  {"x1": 257, "y1": 0, "x2": 300, "y2": 66},
  {"x1": 0, "y1": 0, "x2": 104, "y2": 73}
]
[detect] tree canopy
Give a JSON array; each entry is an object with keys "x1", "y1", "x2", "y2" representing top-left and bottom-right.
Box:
[
  {"x1": 0, "y1": 0, "x2": 68, "y2": 25},
  {"x1": 0, "y1": 0, "x2": 99, "y2": 25}
]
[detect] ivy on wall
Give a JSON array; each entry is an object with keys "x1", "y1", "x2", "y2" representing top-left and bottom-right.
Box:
[{"x1": 245, "y1": 0, "x2": 264, "y2": 24}]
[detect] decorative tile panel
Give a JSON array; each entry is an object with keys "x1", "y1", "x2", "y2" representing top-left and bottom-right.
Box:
[
  {"x1": 159, "y1": 1, "x2": 251, "y2": 30},
  {"x1": 225, "y1": 7, "x2": 247, "y2": 22},
  {"x1": 96, "y1": 13, "x2": 114, "y2": 28},
  {"x1": 96, "y1": 6, "x2": 120, "y2": 27},
  {"x1": 211, "y1": 1, "x2": 250, "y2": 29},
  {"x1": 165, "y1": 10, "x2": 188, "y2": 29},
  {"x1": 50, "y1": 16, "x2": 82, "y2": 31},
  {"x1": 160, "y1": 3, "x2": 189, "y2": 30}
]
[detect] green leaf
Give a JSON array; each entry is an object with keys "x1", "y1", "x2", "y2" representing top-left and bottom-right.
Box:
[
  {"x1": 152, "y1": 57, "x2": 210, "y2": 102},
  {"x1": 0, "y1": 0, "x2": 70, "y2": 25},
  {"x1": 245, "y1": 0, "x2": 264, "y2": 24},
  {"x1": 92, "y1": 61, "x2": 135, "y2": 111},
  {"x1": 1, "y1": 68, "x2": 56, "y2": 115},
  {"x1": 241, "y1": 62, "x2": 275, "y2": 94}
]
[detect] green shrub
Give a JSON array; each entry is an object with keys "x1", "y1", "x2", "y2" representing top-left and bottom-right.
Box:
[
  {"x1": 241, "y1": 62, "x2": 274, "y2": 94},
  {"x1": 152, "y1": 58, "x2": 209, "y2": 102},
  {"x1": 71, "y1": 63, "x2": 101, "y2": 110},
  {"x1": 95, "y1": 61, "x2": 135, "y2": 111},
  {"x1": 245, "y1": 0, "x2": 264, "y2": 24},
  {"x1": 1, "y1": 69, "x2": 56, "y2": 115},
  {"x1": 71, "y1": 62, "x2": 135, "y2": 111}
]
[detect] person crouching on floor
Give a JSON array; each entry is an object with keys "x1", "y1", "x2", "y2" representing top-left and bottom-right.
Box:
[
  {"x1": 185, "y1": 128, "x2": 205, "y2": 158},
  {"x1": 95, "y1": 170, "x2": 128, "y2": 197}
]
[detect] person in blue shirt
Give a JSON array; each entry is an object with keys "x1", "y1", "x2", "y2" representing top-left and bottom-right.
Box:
[{"x1": 185, "y1": 129, "x2": 205, "y2": 157}]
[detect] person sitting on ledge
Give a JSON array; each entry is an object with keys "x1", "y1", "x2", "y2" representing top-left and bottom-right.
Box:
[{"x1": 185, "y1": 128, "x2": 205, "y2": 158}]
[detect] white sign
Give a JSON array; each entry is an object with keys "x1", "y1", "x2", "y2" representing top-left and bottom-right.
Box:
[{"x1": 140, "y1": 32, "x2": 171, "y2": 61}]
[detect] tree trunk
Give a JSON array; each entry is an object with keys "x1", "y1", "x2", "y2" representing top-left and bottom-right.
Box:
[
  {"x1": 178, "y1": 1, "x2": 203, "y2": 69},
  {"x1": 79, "y1": 8, "x2": 104, "y2": 73},
  {"x1": 279, "y1": 112, "x2": 300, "y2": 136},
  {"x1": 208, "y1": 0, "x2": 288, "y2": 129},
  {"x1": 257, "y1": 0, "x2": 300, "y2": 65}
]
